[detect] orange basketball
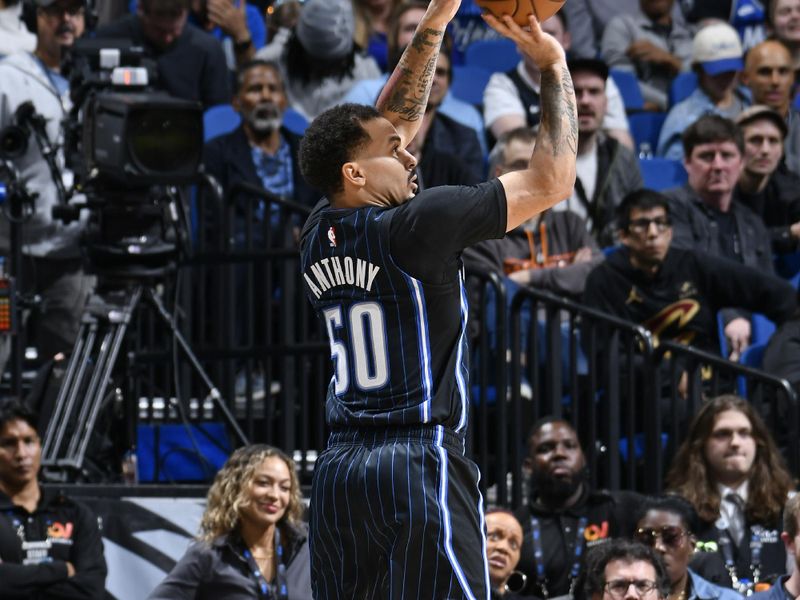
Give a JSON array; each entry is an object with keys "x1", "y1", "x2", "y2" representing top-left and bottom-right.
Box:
[{"x1": 475, "y1": 0, "x2": 567, "y2": 27}]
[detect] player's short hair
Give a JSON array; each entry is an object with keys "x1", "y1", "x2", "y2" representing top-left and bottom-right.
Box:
[
  {"x1": 0, "y1": 399, "x2": 38, "y2": 435},
  {"x1": 616, "y1": 189, "x2": 671, "y2": 232},
  {"x1": 299, "y1": 103, "x2": 381, "y2": 198},
  {"x1": 682, "y1": 114, "x2": 743, "y2": 158}
]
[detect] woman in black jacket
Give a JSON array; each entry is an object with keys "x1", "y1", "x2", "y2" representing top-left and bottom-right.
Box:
[{"x1": 148, "y1": 444, "x2": 311, "y2": 600}]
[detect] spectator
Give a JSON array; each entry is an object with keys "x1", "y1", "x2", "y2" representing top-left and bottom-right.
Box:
[
  {"x1": 664, "y1": 115, "x2": 776, "y2": 358},
  {"x1": 188, "y1": 0, "x2": 267, "y2": 70},
  {"x1": 600, "y1": 0, "x2": 694, "y2": 111},
  {"x1": 485, "y1": 509, "x2": 535, "y2": 599},
  {"x1": 464, "y1": 127, "x2": 602, "y2": 299},
  {"x1": 352, "y1": 0, "x2": 398, "y2": 71},
  {"x1": 514, "y1": 418, "x2": 643, "y2": 599},
  {"x1": 735, "y1": 105, "x2": 800, "y2": 254},
  {"x1": 563, "y1": 0, "x2": 687, "y2": 60},
  {"x1": 147, "y1": 444, "x2": 312, "y2": 599},
  {"x1": 666, "y1": 395, "x2": 794, "y2": 594},
  {"x1": 555, "y1": 58, "x2": 643, "y2": 245},
  {"x1": 0, "y1": 0, "x2": 94, "y2": 370},
  {"x1": 344, "y1": 0, "x2": 486, "y2": 155},
  {"x1": 765, "y1": 0, "x2": 800, "y2": 73},
  {"x1": 483, "y1": 11, "x2": 633, "y2": 149},
  {"x1": 255, "y1": 0, "x2": 380, "y2": 121},
  {"x1": 657, "y1": 22, "x2": 749, "y2": 161},
  {"x1": 203, "y1": 60, "x2": 319, "y2": 213},
  {"x1": 632, "y1": 495, "x2": 743, "y2": 596},
  {"x1": 95, "y1": 0, "x2": 231, "y2": 107},
  {"x1": 749, "y1": 494, "x2": 800, "y2": 600},
  {"x1": 582, "y1": 189, "x2": 796, "y2": 357},
  {"x1": 741, "y1": 40, "x2": 800, "y2": 174},
  {"x1": 576, "y1": 538, "x2": 670, "y2": 600},
  {"x1": 0, "y1": 400, "x2": 107, "y2": 599},
  {"x1": 0, "y1": 0, "x2": 35, "y2": 56}
]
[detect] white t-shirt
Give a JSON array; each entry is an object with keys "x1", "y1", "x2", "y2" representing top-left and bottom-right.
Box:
[
  {"x1": 553, "y1": 144, "x2": 599, "y2": 227},
  {"x1": 483, "y1": 61, "x2": 630, "y2": 133}
]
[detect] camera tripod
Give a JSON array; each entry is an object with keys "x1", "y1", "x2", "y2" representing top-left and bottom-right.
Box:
[{"x1": 40, "y1": 277, "x2": 249, "y2": 480}]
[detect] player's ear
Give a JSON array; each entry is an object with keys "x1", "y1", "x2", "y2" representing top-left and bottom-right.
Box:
[{"x1": 342, "y1": 161, "x2": 366, "y2": 189}]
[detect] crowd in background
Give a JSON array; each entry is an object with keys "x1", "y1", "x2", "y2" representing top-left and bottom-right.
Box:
[{"x1": 2, "y1": 0, "x2": 800, "y2": 597}]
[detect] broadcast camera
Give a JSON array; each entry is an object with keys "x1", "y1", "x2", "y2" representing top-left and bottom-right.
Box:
[{"x1": 58, "y1": 37, "x2": 204, "y2": 276}]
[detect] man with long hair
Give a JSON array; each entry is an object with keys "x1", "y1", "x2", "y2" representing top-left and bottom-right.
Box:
[{"x1": 666, "y1": 395, "x2": 794, "y2": 594}]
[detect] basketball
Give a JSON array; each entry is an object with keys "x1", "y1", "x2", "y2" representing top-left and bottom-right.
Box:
[{"x1": 475, "y1": 0, "x2": 567, "y2": 27}]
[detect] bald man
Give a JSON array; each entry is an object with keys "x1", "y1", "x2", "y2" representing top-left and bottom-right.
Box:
[{"x1": 742, "y1": 40, "x2": 800, "y2": 173}]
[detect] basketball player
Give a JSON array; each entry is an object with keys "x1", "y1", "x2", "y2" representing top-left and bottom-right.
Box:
[{"x1": 297, "y1": 0, "x2": 577, "y2": 596}]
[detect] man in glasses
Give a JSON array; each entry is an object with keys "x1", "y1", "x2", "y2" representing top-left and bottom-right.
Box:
[
  {"x1": 578, "y1": 538, "x2": 670, "y2": 600},
  {"x1": 582, "y1": 189, "x2": 795, "y2": 358},
  {"x1": 513, "y1": 418, "x2": 643, "y2": 599}
]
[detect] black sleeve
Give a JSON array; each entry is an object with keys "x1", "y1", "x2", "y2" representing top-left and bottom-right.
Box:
[
  {"x1": 146, "y1": 541, "x2": 214, "y2": 600},
  {"x1": 0, "y1": 561, "x2": 70, "y2": 598},
  {"x1": 697, "y1": 253, "x2": 798, "y2": 324},
  {"x1": 390, "y1": 179, "x2": 507, "y2": 275},
  {"x1": 36, "y1": 502, "x2": 107, "y2": 600}
]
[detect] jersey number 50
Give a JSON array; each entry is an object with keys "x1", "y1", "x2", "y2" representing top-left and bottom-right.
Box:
[{"x1": 323, "y1": 302, "x2": 389, "y2": 394}]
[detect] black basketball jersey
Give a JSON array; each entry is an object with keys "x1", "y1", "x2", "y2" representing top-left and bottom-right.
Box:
[{"x1": 300, "y1": 180, "x2": 507, "y2": 432}]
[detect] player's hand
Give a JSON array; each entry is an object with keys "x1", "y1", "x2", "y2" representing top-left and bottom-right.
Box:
[
  {"x1": 66, "y1": 562, "x2": 76, "y2": 577},
  {"x1": 424, "y1": 0, "x2": 462, "y2": 27},
  {"x1": 207, "y1": 0, "x2": 250, "y2": 42},
  {"x1": 482, "y1": 13, "x2": 566, "y2": 72},
  {"x1": 724, "y1": 317, "x2": 751, "y2": 362}
]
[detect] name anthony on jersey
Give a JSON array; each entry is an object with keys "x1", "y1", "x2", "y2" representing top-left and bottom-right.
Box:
[{"x1": 304, "y1": 256, "x2": 381, "y2": 299}]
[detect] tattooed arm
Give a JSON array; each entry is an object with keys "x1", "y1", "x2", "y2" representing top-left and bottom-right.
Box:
[
  {"x1": 375, "y1": 0, "x2": 460, "y2": 146},
  {"x1": 483, "y1": 14, "x2": 578, "y2": 232}
]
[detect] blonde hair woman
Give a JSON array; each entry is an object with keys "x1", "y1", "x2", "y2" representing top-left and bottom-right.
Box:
[{"x1": 147, "y1": 445, "x2": 311, "y2": 600}]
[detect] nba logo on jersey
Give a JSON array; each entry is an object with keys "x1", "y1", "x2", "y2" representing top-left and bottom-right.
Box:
[{"x1": 327, "y1": 226, "x2": 337, "y2": 247}]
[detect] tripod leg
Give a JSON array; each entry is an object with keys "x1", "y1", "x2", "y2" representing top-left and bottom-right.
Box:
[
  {"x1": 65, "y1": 287, "x2": 141, "y2": 468},
  {"x1": 145, "y1": 288, "x2": 249, "y2": 446}
]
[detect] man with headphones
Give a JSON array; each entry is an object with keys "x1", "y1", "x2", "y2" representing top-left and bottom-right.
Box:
[{"x1": 0, "y1": 0, "x2": 94, "y2": 373}]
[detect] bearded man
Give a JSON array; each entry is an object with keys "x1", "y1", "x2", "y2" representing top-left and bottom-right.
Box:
[
  {"x1": 513, "y1": 418, "x2": 644, "y2": 599},
  {"x1": 202, "y1": 59, "x2": 319, "y2": 221}
]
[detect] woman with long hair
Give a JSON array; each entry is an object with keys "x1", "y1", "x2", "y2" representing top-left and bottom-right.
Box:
[
  {"x1": 665, "y1": 395, "x2": 794, "y2": 593},
  {"x1": 147, "y1": 445, "x2": 311, "y2": 600}
]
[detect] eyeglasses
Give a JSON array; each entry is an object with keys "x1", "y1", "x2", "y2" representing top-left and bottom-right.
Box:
[
  {"x1": 604, "y1": 579, "x2": 659, "y2": 599},
  {"x1": 40, "y1": 3, "x2": 85, "y2": 17},
  {"x1": 627, "y1": 217, "x2": 671, "y2": 234},
  {"x1": 634, "y1": 525, "x2": 688, "y2": 548}
]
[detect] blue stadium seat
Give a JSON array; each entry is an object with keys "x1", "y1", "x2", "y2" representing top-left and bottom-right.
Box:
[
  {"x1": 203, "y1": 104, "x2": 241, "y2": 141},
  {"x1": 451, "y1": 65, "x2": 493, "y2": 107},
  {"x1": 629, "y1": 112, "x2": 667, "y2": 154},
  {"x1": 669, "y1": 72, "x2": 698, "y2": 107},
  {"x1": 464, "y1": 39, "x2": 519, "y2": 72},
  {"x1": 775, "y1": 250, "x2": 800, "y2": 280},
  {"x1": 737, "y1": 342, "x2": 769, "y2": 396},
  {"x1": 283, "y1": 108, "x2": 309, "y2": 135},
  {"x1": 610, "y1": 69, "x2": 644, "y2": 112},
  {"x1": 638, "y1": 157, "x2": 687, "y2": 191}
]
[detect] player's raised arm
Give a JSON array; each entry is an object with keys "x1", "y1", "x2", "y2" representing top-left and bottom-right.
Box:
[
  {"x1": 483, "y1": 14, "x2": 578, "y2": 232},
  {"x1": 375, "y1": 0, "x2": 461, "y2": 146}
]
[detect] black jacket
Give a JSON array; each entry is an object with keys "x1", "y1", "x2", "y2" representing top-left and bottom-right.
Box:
[
  {"x1": 514, "y1": 486, "x2": 643, "y2": 598},
  {"x1": 95, "y1": 15, "x2": 231, "y2": 108},
  {"x1": 736, "y1": 165, "x2": 800, "y2": 254},
  {"x1": 582, "y1": 247, "x2": 797, "y2": 355},
  {"x1": 203, "y1": 124, "x2": 319, "y2": 210},
  {"x1": 425, "y1": 112, "x2": 485, "y2": 182},
  {"x1": 0, "y1": 488, "x2": 107, "y2": 599}
]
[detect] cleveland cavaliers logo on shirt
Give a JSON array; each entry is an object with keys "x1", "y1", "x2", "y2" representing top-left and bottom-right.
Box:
[{"x1": 328, "y1": 226, "x2": 337, "y2": 247}]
